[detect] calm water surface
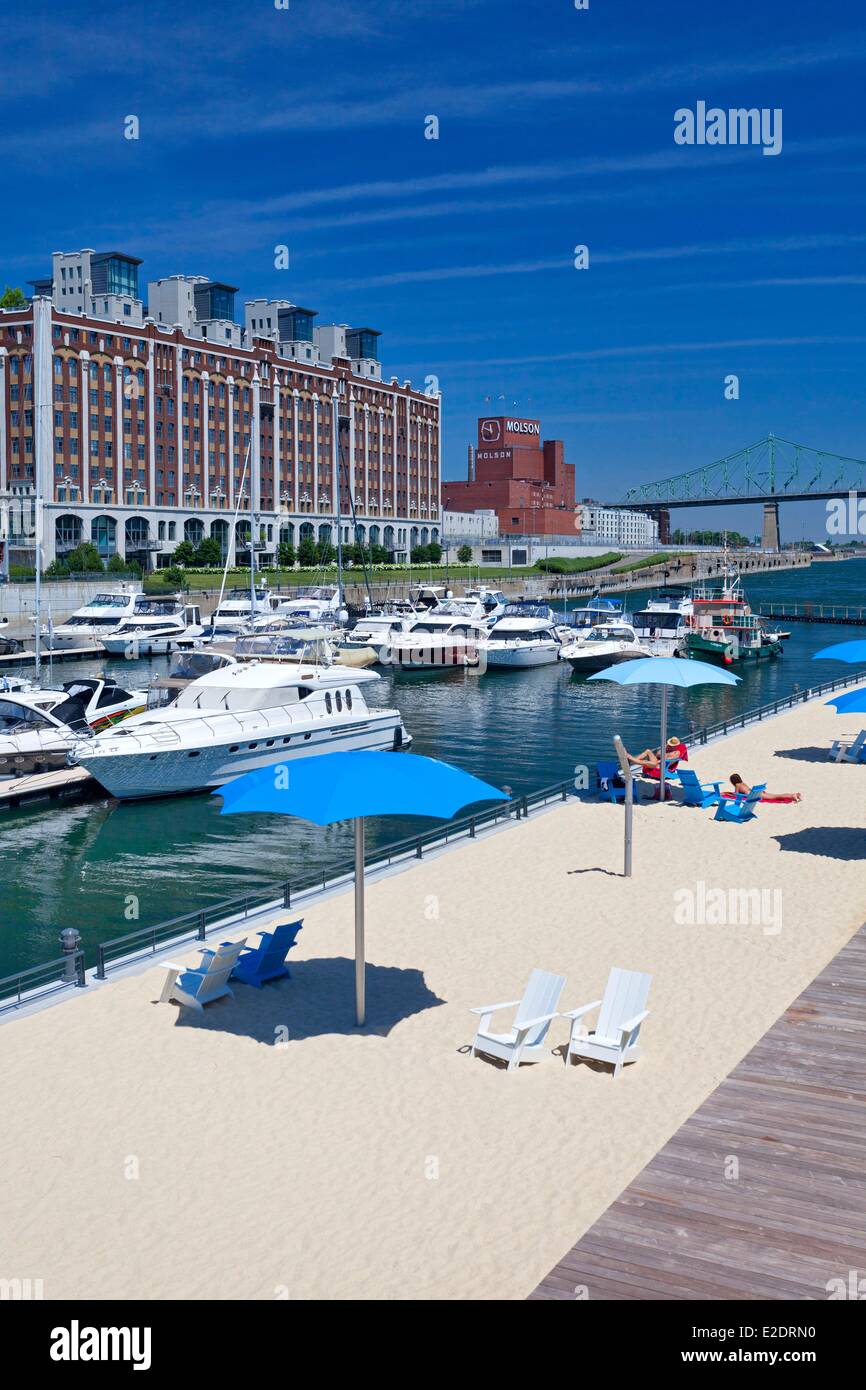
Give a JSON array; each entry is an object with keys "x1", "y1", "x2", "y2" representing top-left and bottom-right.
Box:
[{"x1": 1, "y1": 559, "x2": 863, "y2": 975}]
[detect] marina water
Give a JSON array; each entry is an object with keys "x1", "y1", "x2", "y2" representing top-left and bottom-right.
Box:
[{"x1": 1, "y1": 559, "x2": 864, "y2": 978}]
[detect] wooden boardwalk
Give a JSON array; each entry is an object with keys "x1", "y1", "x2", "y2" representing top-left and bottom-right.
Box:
[
  {"x1": 530, "y1": 925, "x2": 866, "y2": 1300},
  {"x1": 0, "y1": 766, "x2": 96, "y2": 811}
]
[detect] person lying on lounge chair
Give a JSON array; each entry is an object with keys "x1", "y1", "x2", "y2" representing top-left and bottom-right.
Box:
[
  {"x1": 724, "y1": 773, "x2": 802, "y2": 804},
  {"x1": 625, "y1": 735, "x2": 688, "y2": 780}
]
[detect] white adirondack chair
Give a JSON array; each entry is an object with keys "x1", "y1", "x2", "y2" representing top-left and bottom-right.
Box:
[
  {"x1": 562, "y1": 967, "x2": 651, "y2": 1078},
  {"x1": 829, "y1": 729, "x2": 866, "y2": 763},
  {"x1": 470, "y1": 969, "x2": 566, "y2": 1071},
  {"x1": 159, "y1": 938, "x2": 247, "y2": 1012}
]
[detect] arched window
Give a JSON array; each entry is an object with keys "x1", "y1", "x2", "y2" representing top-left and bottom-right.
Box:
[
  {"x1": 91, "y1": 515, "x2": 117, "y2": 558},
  {"x1": 55, "y1": 513, "x2": 83, "y2": 556}
]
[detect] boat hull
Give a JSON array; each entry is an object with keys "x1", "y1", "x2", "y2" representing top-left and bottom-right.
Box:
[
  {"x1": 76, "y1": 714, "x2": 410, "y2": 800},
  {"x1": 563, "y1": 649, "x2": 647, "y2": 673},
  {"x1": 686, "y1": 634, "x2": 782, "y2": 663},
  {"x1": 483, "y1": 644, "x2": 561, "y2": 669}
]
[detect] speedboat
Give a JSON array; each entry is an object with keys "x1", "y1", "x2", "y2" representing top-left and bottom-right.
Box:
[
  {"x1": 0, "y1": 676, "x2": 146, "y2": 776},
  {"x1": 44, "y1": 586, "x2": 144, "y2": 649},
  {"x1": 560, "y1": 622, "x2": 652, "y2": 673},
  {"x1": 460, "y1": 587, "x2": 509, "y2": 623},
  {"x1": 72, "y1": 661, "x2": 411, "y2": 800},
  {"x1": 406, "y1": 583, "x2": 451, "y2": 611},
  {"x1": 100, "y1": 599, "x2": 206, "y2": 656},
  {"x1": 481, "y1": 605, "x2": 562, "y2": 669},
  {"x1": 631, "y1": 587, "x2": 694, "y2": 658},
  {"x1": 387, "y1": 600, "x2": 489, "y2": 672},
  {"x1": 209, "y1": 586, "x2": 278, "y2": 636}
]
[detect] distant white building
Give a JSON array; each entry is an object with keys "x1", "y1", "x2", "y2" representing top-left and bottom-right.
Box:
[
  {"x1": 442, "y1": 508, "x2": 499, "y2": 543},
  {"x1": 578, "y1": 503, "x2": 659, "y2": 548}
]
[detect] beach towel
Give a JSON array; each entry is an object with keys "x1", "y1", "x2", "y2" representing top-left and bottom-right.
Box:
[{"x1": 721, "y1": 791, "x2": 798, "y2": 804}]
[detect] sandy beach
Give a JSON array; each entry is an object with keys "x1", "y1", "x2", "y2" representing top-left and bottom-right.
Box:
[{"x1": 1, "y1": 690, "x2": 864, "y2": 1301}]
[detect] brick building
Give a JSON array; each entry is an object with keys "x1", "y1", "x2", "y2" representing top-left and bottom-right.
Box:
[
  {"x1": 0, "y1": 248, "x2": 441, "y2": 570},
  {"x1": 441, "y1": 416, "x2": 577, "y2": 536}
]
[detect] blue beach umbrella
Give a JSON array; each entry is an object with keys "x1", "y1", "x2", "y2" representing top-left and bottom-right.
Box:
[
  {"x1": 215, "y1": 750, "x2": 509, "y2": 1025},
  {"x1": 813, "y1": 640, "x2": 866, "y2": 664},
  {"x1": 588, "y1": 657, "x2": 740, "y2": 801},
  {"x1": 824, "y1": 688, "x2": 866, "y2": 715}
]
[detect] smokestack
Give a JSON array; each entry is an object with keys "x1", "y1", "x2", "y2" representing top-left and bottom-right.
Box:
[{"x1": 468, "y1": 443, "x2": 474, "y2": 481}]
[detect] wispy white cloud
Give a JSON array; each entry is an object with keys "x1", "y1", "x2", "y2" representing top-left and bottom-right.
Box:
[{"x1": 409, "y1": 335, "x2": 866, "y2": 373}]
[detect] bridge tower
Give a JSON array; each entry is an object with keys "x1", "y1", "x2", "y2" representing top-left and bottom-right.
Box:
[{"x1": 761, "y1": 502, "x2": 781, "y2": 552}]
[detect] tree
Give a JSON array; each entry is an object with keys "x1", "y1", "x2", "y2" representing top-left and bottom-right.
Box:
[
  {"x1": 44, "y1": 558, "x2": 70, "y2": 577},
  {"x1": 107, "y1": 553, "x2": 129, "y2": 573},
  {"x1": 456, "y1": 544, "x2": 473, "y2": 563},
  {"x1": 195, "y1": 537, "x2": 223, "y2": 567},
  {"x1": 65, "y1": 542, "x2": 104, "y2": 573},
  {"x1": 371, "y1": 544, "x2": 389, "y2": 566},
  {"x1": 0, "y1": 286, "x2": 27, "y2": 309},
  {"x1": 172, "y1": 540, "x2": 197, "y2": 566},
  {"x1": 298, "y1": 537, "x2": 317, "y2": 568},
  {"x1": 410, "y1": 545, "x2": 429, "y2": 564},
  {"x1": 427, "y1": 541, "x2": 442, "y2": 563},
  {"x1": 316, "y1": 539, "x2": 335, "y2": 564},
  {"x1": 277, "y1": 541, "x2": 296, "y2": 569}
]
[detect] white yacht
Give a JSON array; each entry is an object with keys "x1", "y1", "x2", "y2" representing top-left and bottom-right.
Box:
[
  {"x1": 341, "y1": 612, "x2": 418, "y2": 657},
  {"x1": 563, "y1": 597, "x2": 631, "y2": 635},
  {"x1": 387, "y1": 600, "x2": 490, "y2": 672},
  {"x1": 481, "y1": 605, "x2": 562, "y2": 669},
  {"x1": 631, "y1": 587, "x2": 694, "y2": 657},
  {"x1": 560, "y1": 622, "x2": 652, "y2": 673},
  {"x1": 0, "y1": 676, "x2": 147, "y2": 776},
  {"x1": 209, "y1": 586, "x2": 278, "y2": 636},
  {"x1": 100, "y1": 599, "x2": 206, "y2": 657},
  {"x1": 274, "y1": 585, "x2": 347, "y2": 625},
  {"x1": 406, "y1": 583, "x2": 451, "y2": 611},
  {"x1": 45, "y1": 587, "x2": 144, "y2": 649},
  {"x1": 71, "y1": 661, "x2": 411, "y2": 800},
  {"x1": 461, "y1": 587, "x2": 509, "y2": 623},
  {"x1": 144, "y1": 650, "x2": 238, "y2": 711}
]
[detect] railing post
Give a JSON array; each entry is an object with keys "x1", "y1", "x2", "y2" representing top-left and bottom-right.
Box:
[
  {"x1": 416, "y1": 838, "x2": 423, "y2": 859},
  {"x1": 75, "y1": 951, "x2": 86, "y2": 989},
  {"x1": 469, "y1": 818, "x2": 476, "y2": 838},
  {"x1": 522, "y1": 795, "x2": 529, "y2": 818},
  {"x1": 96, "y1": 945, "x2": 106, "y2": 981},
  {"x1": 197, "y1": 911, "x2": 206, "y2": 941},
  {"x1": 283, "y1": 881, "x2": 291, "y2": 909}
]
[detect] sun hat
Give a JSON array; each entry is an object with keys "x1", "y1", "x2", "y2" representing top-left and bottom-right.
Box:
[{"x1": 666, "y1": 735, "x2": 681, "y2": 749}]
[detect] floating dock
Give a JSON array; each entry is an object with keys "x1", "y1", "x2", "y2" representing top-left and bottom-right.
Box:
[
  {"x1": 0, "y1": 766, "x2": 97, "y2": 811},
  {"x1": 759, "y1": 603, "x2": 866, "y2": 626},
  {"x1": 0, "y1": 645, "x2": 105, "y2": 668}
]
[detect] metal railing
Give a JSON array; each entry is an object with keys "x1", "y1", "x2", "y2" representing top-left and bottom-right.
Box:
[
  {"x1": 684, "y1": 668, "x2": 866, "y2": 746},
  {"x1": 0, "y1": 950, "x2": 85, "y2": 1011}
]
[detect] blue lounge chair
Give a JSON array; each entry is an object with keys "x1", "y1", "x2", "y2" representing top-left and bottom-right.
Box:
[
  {"x1": 597, "y1": 760, "x2": 626, "y2": 803},
  {"x1": 713, "y1": 783, "x2": 766, "y2": 823},
  {"x1": 676, "y1": 768, "x2": 724, "y2": 808},
  {"x1": 230, "y1": 920, "x2": 303, "y2": 988}
]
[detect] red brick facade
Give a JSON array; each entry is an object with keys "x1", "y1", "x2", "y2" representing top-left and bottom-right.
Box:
[{"x1": 442, "y1": 417, "x2": 577, "y2": 536}]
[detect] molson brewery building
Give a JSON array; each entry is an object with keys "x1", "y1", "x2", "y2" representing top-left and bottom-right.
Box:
[{"x1": 442, "y1": 415, "x2": 577, "y2": 536}]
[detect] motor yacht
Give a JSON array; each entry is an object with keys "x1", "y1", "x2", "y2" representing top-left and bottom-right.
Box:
[
  {"x1": 631, "y1": 587, "x2": 694, "y2": 657},
  {"x1": 100, "y1": 598, "x2": 206, "y2": 656},
  {"x1": 0, "y1": 676, "x2": 146, "y2": 776},
  {"x1": 460, "y1": 587, "x2": 509, "y2": 623},
  {"x1": 44, "y1": 586, "x2": 145, "y2": 650},
  {"x1": 209, "y1": 586, "x2": 279, "y2": 636},
  {"x1": 274, "y1": 585, "x2": 347, "y2": 625},
  {"x1": 144, "y1": 650, "x2": 238, "y2": 712},
  {"x1": 560, "y1": 621, "x2": 652, "y2": 673},
  {"x1": 387, "y1": 600, "x2": 489, "y2": 671},
  {"x1": 72, "y1": 661, "x2": 411, "y2": 800},
  {"x1": 481, "y1": 605, "x2": 562, "y2": 668},
  {"x1": 340, "y1": 612, "x2": 418, "y2": 659},
  {"x1": 562, "y1": 596, "x2": 632, "y2": 634}
]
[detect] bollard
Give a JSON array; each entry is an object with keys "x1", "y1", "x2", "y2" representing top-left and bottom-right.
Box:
[{"x1": 59, "y1": 927, "x2": 82, "y2": 984}]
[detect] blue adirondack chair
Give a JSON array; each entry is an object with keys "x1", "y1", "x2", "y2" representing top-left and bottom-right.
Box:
[
  {"x1": 713, "y1": 783, "x2": 766, "y2": 823},
  {"x1": 597, "y1": 760, "x2": 626, "y2": 804},
  {"x1": 676, "y1": 768, "x2": 724, "y2": 808},
  {"x1": 230, "y1": 919, "x2": 303, "y2": 987}
]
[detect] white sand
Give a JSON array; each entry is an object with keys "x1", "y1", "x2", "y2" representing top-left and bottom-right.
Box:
[{"x1": 0, "y1": 693, "x2": 864, "y2": 1300}]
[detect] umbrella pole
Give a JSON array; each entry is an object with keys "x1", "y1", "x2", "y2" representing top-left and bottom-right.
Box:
[
  {"x1": 659, "y1": 685, "x2": 669, "y2": 804},
  {"x1": 354, "y1": 817, "x2": 366, "y2": 1027}
]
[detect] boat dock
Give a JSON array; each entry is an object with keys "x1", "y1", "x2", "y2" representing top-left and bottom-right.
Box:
[
  {"x1": 530, "y1": 922, "x2": 866, "y2": 1301},
  {"x1": 759, "y1": 602, "x2": 866, "y2": 626},
  {"x1": 0, "y1": 766, "x2": 97, "y2": 811},
  {"x1": 0, "y1": 644, "x2": 105, "y2": 669}
]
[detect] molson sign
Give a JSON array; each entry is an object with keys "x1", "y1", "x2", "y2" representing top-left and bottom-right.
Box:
[{"x1": 478, "y1": 417, "x2": 541, "y2": 445}]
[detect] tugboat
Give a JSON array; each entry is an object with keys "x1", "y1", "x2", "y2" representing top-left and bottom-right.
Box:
[{"x1": 684, "y1": 570, "x2": 782, "y2": 665}]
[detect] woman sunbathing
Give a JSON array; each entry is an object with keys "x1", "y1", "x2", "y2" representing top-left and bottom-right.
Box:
[
  {"x1": 724, "y1": 773, "x2": 802, "y2": 804},
  {"x1": 625, "y1": 735, "x2": 688, "y2": 779}
]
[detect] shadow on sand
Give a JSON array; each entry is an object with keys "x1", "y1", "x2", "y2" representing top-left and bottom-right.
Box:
[
  {"x1": 774, "y1": 827, "x2": 866, "y2": 860},
  {"x1": 158, "y1": 956, "x2": 445, "y2": 1040},
  {"x1": 773, "y1": 746, "x2": 837, "y2": 763}
]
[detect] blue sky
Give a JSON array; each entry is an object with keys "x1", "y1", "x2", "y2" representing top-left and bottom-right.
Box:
[{"x1": 3, "y1": 0, "x2": 865, "y2": 538}]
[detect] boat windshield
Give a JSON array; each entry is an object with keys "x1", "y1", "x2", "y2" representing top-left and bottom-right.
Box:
[
  {"x1": 490, "y1": 626, "x2": 553, "y2": 642},
  {"x1": 0, "y1": 700, "x2": 56, "y2": 732},
  {"x1": 60, "y1": 615, "x2": 125, "y2": 629},
  {"x1": 90, "y1": 594, "x2": 133, "y2": 609},
  {"x1": 586, "y1": 626, "x2": 634, "y2": 643}
]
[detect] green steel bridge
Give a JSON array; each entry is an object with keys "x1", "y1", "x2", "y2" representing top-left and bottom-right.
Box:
[{"x1": 612, "y1": 434, "x2": 866, "y2": 547}]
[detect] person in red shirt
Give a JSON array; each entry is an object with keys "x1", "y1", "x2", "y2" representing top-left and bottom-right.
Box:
[{"x1": 625, "y1": 735, "x2": 688, "y2": 780}]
